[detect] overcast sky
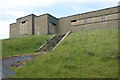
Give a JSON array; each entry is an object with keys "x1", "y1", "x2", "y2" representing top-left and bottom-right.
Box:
[{"x1": 0, "y1": 0, "x2": 119, "y2": 39}]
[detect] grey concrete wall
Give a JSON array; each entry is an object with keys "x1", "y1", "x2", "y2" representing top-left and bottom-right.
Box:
[
  {"x1": 20, "y1": 21, "x2": 29, "y2": 35},
  {"x1": 10, "y1": 14, "x2": 35, "y2": 38},
  {"x1": 57, "y1": 18, "x2": 71, "y2": 34},
  {"x1": 10, "y1": 6, "x2": 119, "y2": 38},
  {"x1": 34, "y1": 14, "x2": 48, "y2": 35},
  {"x1": 10, "y1": 23, "x2": 17, "y2": 38},
  {"x1": 49, "y1": 23, "x2": 57, "y2": 34},
  {"x1": 87, "y1": 16, "x2": 102, "y2": 23},
  {"x1": 105, "y1": 13, "x2": 118, "y2": 21},
  {"x1": 48, "y1": 15, "x2": 58, "y2": 34},
  {"x1": 16, "y1": 14, "x2": 35, "y2": 36},
  {"x1": 57, "y1": 6, "x2": 119, "y2": 34},
  {"x1": 71, "y1": 20, "x2": 118, "y2": 32}
]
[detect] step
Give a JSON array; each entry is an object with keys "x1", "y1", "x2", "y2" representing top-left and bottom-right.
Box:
[
  {"x1": 40, "y1": 34, "x2": 65, "y2": 52},
  {"x1": 35, "y1": 31, "x2": 71, "y2": 53}
]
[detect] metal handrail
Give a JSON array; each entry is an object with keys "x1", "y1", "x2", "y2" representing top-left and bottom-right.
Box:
[{"x1": 52, "y1": 31, "x2": 71, "y2": 51}]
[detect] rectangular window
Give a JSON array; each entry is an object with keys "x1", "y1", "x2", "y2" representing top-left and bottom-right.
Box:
[
  {"x1": 84, "y1": 18, "x2": 87, "y2": 24},
  {"x1": 102, "y1": 15, "x2": 105, "y2": 22}
]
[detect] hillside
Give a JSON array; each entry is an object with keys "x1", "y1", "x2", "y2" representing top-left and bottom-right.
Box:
[
  {"x1": 4, "y1": 29, "x2": 118, "y2": 78},
  {"x1": 2, "y1": 35, "x2": 52, "y2": 57}
]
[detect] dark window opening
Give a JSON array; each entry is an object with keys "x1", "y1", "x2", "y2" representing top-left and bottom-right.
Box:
[
  {"x1": 71, "y1": 20, "x2": 77, "y2": 22},
  {"x1": 21, "y1": 21, "x2": 26, "y2": 24}
]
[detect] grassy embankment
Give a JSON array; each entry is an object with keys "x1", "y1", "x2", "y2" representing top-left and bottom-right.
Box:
[
  {"x1": 2, "y1": 35, "x2": 52, "y2": 57},
  {"x1": 4, "y1": 29, "x2": 118, "y2": 78}
]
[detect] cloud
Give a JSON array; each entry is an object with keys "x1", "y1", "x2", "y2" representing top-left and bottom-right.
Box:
[
  {"x1": 6, "y1": 9, "x2": 29, "y2": 17},
  {"x1": 66, "y1": 0, "x2": 119, "y2": 2},
  {"x1": 0, "y1": 21, "x2": 12, "y2": 39},
  {"x1": 0, "y1": 0, "x2": 119, "y2": 9},
  {"x1": 0, "y1": 0, "x2": 55, "y2": 9}
]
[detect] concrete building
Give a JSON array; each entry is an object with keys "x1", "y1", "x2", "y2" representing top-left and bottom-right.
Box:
[{"x1": 10, "y1": 6, "x2": 119, "y2": 38}]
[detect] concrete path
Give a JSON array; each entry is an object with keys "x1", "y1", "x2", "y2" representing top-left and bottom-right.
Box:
[{"x1": 2, "y1": 54, "x2": 42, "y2": 78}]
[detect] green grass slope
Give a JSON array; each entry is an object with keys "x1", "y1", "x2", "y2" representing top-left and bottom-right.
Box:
[
  {"x1": 2, "y1": 35, "x2": 52, "y2": 57},
  {"x1": 13, "y1": 29, "x2": 118, "y2": 78}
]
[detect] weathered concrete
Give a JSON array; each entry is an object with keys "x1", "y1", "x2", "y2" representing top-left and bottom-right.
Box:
[
  {"x1": 10, "y1": 6, "x2": 119, "y2": 38},
  {"x1": 34, "y1": 14, "x2": 48, "y2": 35}
]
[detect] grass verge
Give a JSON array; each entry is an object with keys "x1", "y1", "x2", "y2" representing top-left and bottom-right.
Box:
[
  {"x1": 2, "y1": 35, "x2": 52, "y2": 57},
  {"x1": 12, "y1": 29, "x2": 119, "y2": 78}
]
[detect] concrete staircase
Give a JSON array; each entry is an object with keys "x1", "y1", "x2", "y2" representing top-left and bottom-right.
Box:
[{"x1": 35, "y1": 31, "x2": 71, "y2": 53}]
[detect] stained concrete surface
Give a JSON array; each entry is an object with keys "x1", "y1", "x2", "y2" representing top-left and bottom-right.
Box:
[{"x1": 2, "y1": 54, "x2": 42, "y2": 78}]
